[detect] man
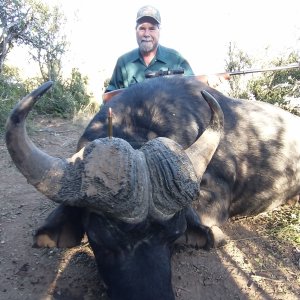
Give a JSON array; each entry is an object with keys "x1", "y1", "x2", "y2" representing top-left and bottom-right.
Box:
[{"x1": 105, "y1": 5, "x2": 194, "y2": 93}]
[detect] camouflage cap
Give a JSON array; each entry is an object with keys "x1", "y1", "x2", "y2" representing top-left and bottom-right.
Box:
[{"x1": 136, "y1": 5, "x2": 161, "y2": 24}]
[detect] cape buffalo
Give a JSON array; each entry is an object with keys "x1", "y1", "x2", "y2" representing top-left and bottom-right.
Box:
[
  {"x1": 79, "y1": 75, "x2": 300, "y2": 229},
  {"x1": 5, "y1": 79, "x2": 223, "y2": 300}
]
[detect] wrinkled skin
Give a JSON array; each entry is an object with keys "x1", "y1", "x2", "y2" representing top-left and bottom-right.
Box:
[
  {"x1": 6, "y1": 79, "x2": 223, "y2": 300},
  {"x1": 20, "y1": 75, "x2": 300, "y2": 299},
  {"x1": 78, "y1": 75, "x2": 300, "y2": 245}
]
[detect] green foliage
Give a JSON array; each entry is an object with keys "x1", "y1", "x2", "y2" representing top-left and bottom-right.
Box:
[
  {"x1": 0, "y1": 1, "x2": 96, "y2": 131},
  {"x1": 30, "y1": 68, "x2": 93, "y2": 117},
  {"x1": 224, "y1": 45, "x2": 300, "y2": 115},
  {"x1": 25, "y1": 0, "x2": 68, "y2": 81},
  {"x1": 0, "y1": 66, "x2": 94, "y2": 132},
  {"x1": 0, "y1": 65, "x2": 27, "y2": 131},
  {"x1": 247, "y1": 52, "x2": 300, "y2": 115},
  {"x1": 0, "y1": 0, "x2": 33, "y2": 72},
  {"x1": 225, "y1": 42, "x2": 252, "y2": 98},
  {"x1": 0, "y1": 0, "x2": 67, "y2": 81}
]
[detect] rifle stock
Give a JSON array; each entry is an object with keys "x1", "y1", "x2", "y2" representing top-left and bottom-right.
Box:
[
  {"x1": 102, "y1": 62, "x2": 300, "y2": 102},
  {"x1": 195, "y1": 73, "x2": 231, "y2": 85},
  {"x1": 103, "y1": 88, "x2": 126, "y2": 102}
]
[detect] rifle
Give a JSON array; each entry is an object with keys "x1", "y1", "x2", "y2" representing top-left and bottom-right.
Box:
[{"x1": 102, "y1": 62, "x2": 300, "y2": 102}]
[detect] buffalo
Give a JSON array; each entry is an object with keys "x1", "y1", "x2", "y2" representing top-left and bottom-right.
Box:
[
  {"x1": 5, "y1": 78, "x2": 223, "y2": 300},
  {"x1": 6, "y1": 75, "x2": 300, "y2": 299}
]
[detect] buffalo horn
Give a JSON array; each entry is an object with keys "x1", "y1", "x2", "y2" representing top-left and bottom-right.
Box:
[
  {"x1": 185, "y1": 90, "x2": 224, "y2": 178},
  {"x1": 5, "y1": 83, "x2": 223, "y2": 223},
  {"x1": 5, "y1": 81, "x2": 68, "y2": 198}
]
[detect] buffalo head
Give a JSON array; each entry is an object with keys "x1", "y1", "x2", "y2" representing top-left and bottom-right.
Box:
[{"x1": 5, "y1": 81, "x2": 223, "y2": 300}]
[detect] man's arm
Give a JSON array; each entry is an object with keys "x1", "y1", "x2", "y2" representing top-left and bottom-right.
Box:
[
  {"x1": 105, "y1": 58, "x2": 125, "y2": 93},
  {"x1": 179, "y1": 58, "x2": 194, "y2": 76}
]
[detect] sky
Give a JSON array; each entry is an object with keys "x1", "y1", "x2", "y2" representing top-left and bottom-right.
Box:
[{"x1": 8, "y1": 0, "x2": 300, "y2": 100}]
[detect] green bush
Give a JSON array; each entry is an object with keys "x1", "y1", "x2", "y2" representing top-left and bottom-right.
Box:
[
  {"x1": 0, "y1": 67, "x2": 96, "y2": 133},
  {"x1": 0, "y1": 66, "x2": 27, "y2": 132},
  {"x1": 247, "y1": 52, "x2": 300, "y2": 115},
  {"x1": 30, "y1": 68, "x2": 93, "y2": 117}
]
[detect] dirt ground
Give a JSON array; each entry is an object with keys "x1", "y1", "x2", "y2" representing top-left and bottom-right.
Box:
[{"x1": 0, "y1": 117, "x2": 299, "y2": 300}]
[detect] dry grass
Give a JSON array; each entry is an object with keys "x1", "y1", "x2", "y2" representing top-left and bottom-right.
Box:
[{"x1": 254, "y1": 203, "x2": 300, "y2": 247}]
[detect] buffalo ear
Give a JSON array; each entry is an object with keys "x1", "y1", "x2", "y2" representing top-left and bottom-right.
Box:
[{"x1": 33, "y1": 205, "x2": 85, "y2": 248}]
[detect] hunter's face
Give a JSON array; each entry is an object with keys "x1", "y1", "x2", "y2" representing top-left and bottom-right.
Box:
[{"x1": 136, "y1": 22, "x2": 160, "y2": 54}]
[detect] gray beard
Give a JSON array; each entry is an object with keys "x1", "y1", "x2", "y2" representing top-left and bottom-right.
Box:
[{"x1": 139, "y1": 41, "x2": 155, "y2": 53}]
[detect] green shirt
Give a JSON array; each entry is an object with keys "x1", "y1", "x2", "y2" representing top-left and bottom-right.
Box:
[{"x1": 105, "y1": 45, "x2": 194, "y2": 92}]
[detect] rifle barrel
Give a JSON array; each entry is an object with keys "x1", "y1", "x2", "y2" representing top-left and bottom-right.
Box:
[
  {"x1": 102, "y1": 63, "x2": 300, "y2": 102},
  {"x1": 229, "y1": 63, "x2": 300, "y2": 76}
]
